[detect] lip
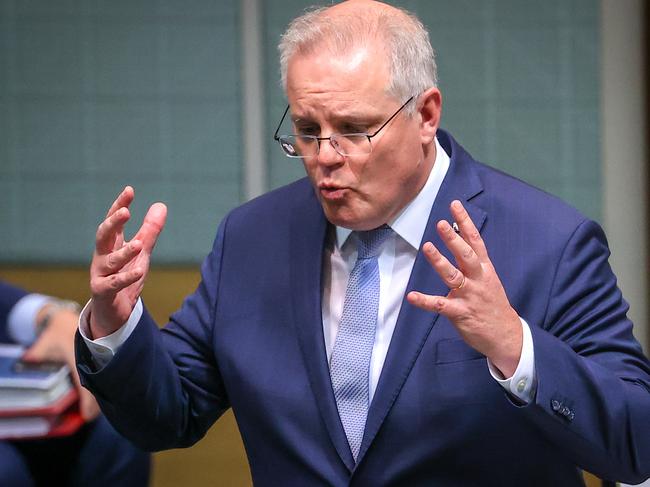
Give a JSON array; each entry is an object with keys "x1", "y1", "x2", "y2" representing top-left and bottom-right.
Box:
[{"x1": 318, "y1": 184, "x2": 348, "y2": 200}]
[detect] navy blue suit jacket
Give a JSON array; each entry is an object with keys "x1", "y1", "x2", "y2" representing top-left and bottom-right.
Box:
[
  {"x1": 0, "y1": 281, "x2": 28, "y2": 344},
  {"x1": 77, "y1": 130, "x2": 650, "y2": 486}
]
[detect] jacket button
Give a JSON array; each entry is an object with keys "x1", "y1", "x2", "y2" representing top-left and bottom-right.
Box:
[{"x1": 551, "y1": 399, "x2": 561, "y2": 411}]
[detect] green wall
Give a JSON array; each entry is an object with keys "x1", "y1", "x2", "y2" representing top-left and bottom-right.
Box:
[
  {"x1": 0, "y1": 0, "x2": 242, "y2": 263},
  {"x1": 266, "y1": 0, "x2": 601, "y2": 217},
  {"x1": 1, "y1": 0, "x2": 601, "y2": 264}
]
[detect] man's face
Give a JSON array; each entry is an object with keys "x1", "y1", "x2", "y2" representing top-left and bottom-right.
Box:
[{"x1": 285, "y1": 44, "x2": 435, "y2": 230}]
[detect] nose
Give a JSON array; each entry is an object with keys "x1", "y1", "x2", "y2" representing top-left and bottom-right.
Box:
[{"x1": 317, "y1": 137, "x2": 344, "y2": 167}]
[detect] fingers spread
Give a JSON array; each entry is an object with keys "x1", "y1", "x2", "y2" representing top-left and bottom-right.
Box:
[
  {"x1": 96, "y1": 207, "x2": 131, "y2": 255},
  {"x1": 407, "y1": 291, "x2": 442, "y2": 312},
  {"x1": 90, "y1": 266, "x2": 144, "y2": 298},
  {"x1": 407, "y1": 292, "x2": 461, "y2": 319},
  {"x1": 97, "y1": 239, "x2": 143, "y2": 275},
  {"x1": 450, "y1": 200, "x2": 488, "y2": 261},
  {"x1": 105, "y1": 186, "x2": 135, "y2": 219},
  {"x1": 436, "y1": 219, "x2": 481, "y2": 277},
  {"x1": 422, "y1": 242, "x2": 466, "y2": 290}
]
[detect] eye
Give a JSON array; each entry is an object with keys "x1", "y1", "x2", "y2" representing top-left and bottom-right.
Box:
[
  {"x1": 295, "y1": 124, "x2": 319, "y2": 136},
  {"x1": 341, "y1": 123, "x2": 367, "y2": 134}
]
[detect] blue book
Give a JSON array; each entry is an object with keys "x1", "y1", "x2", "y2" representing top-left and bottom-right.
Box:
[{"x1": 0, "y1": 345, "x2": 72, "y2": 410}]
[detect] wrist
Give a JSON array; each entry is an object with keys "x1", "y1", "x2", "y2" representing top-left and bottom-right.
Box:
[
  {"x1": 488, "y1": 313, "x2": 523, "y2": 378},
  {"x1": 36, "y1": 300, "x2": 81, "y2": 337},
  {"x1": 88, "y1": 306, "x2": 125, "y2": 340}
]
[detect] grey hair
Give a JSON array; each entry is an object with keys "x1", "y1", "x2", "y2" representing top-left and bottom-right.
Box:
[{"x1": 278, "y1": 4, "x2": 437, "y2": 114}]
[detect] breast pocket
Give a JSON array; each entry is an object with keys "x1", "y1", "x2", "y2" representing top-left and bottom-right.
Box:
[
  {"x1": 435, "y1": 338, "x2": 484, "y2": 364},
  {"x1": 434, "y1": 338, "x2": 498, "y2": 405}
]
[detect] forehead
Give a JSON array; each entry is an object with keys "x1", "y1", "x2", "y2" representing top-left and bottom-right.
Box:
[{"x1": 285, "y1": 44, "x2": 394, "y2": 116}]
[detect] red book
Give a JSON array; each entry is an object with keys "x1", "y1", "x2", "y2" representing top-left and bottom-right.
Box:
[{"x1": 0, "y1": 389, "x2": 84, "y2": 440}]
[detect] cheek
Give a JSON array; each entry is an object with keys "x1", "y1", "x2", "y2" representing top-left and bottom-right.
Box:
[
  {"x1": 301, "y1": 159, "x2": 319, "y2": 180},
  {"x1": 348, "y1": 149, "x2": 387, "y2": 180},
  {"x1": 345, "y1": 158, "x2": 366, "y2": 181},
  {"x1": 361, "y1": 150, "x2": 421, "y2": 200},
  {"x1": 354, "y1": 150, "x2": 396, "y2": 187}
]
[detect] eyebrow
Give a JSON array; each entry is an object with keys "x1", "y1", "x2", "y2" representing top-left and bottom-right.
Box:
[{"x1": 291, "y1": 111, "x2": 383, "y2": 125}]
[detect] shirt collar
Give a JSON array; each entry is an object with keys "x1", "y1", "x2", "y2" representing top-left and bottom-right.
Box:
[{"x1": 335, "y1": 136, "x2": 451, "y2": 250}]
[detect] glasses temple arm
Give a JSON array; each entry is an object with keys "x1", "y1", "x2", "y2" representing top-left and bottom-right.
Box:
[
  {"x1": 367, "y1": 95, "x2": 415, "y2": 138},
  {"x1": 273, "y1": 105, "x2": 291, "y2": 140}
]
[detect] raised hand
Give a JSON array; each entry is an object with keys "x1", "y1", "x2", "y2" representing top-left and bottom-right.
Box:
[
  {"x1": 89, "y1": 186, "x2": 167, "y2": 339},
  {"x1": 407, "y1": 200, "x2": 522, "y2": 377}
]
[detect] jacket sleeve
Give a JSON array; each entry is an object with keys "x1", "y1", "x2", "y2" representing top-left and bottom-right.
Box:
[
  {"x1": 76, "y1": 216, "x2": 231, "y2": 452},
  {"x1": 0, "y1": 280, "x2": 29, "y2": 344},
  {"x1": 519, "y1": 219, "x2": 650, "y2": 484}
]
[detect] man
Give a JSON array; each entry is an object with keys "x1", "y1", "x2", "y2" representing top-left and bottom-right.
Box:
[
  {"x1": 76, "y1": 1, "x2": 650, "y2": 485},
  {"x1": 0, "y1": 280, "x2": 150, "y2": 486}
]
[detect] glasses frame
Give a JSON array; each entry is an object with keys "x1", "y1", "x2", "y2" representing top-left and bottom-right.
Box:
[{"x1": 273, "y1": 95, "x2": 415, "y2": 158}]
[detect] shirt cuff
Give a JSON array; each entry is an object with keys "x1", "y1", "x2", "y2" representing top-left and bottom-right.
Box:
[
  {"x1": 487, "y1": 317, "x2": 537, "y2": 404},
  {"x1": 78, "y1": 298, "x2": 143, "y2": 368},
  {"x1": 7, "y1": 294, "x2": 52, "y2": 346}
]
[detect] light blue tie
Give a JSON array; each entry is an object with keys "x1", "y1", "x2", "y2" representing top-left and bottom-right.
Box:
[{"x1": 329, "y1": 225, "x2": 392, "y2": 461}]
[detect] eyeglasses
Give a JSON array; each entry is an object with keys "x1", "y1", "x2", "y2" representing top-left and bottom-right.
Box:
[{"x1": 273, "y1": 96, "x2": 414, "y2": 158}]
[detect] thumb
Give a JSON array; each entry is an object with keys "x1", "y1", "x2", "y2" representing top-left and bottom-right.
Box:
[{"x1": 135, "y1": 202, "x2": 167, "y2": 253}]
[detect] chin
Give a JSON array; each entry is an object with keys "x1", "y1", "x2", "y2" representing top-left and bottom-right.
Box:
[
  {"x1": 322, "y1": 206, "x2": 382, "y2": 231},
  {"x1": 318, "y1": 192, "x2": 386, "y2": 230},
  {"x1": 322, "y1": 206, "x2": 357, "y2": 229}
]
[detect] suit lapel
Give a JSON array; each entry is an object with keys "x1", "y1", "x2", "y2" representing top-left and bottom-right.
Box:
[
  {"x1": 357, "y1": 133, "x2": 487, "y2": 464},
  {"x1": 289, "y1": 187, "x2": 356, "y2": 471}
]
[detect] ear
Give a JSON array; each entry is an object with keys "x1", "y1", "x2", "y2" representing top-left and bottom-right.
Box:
[{"x1": 418, "y1": 87, "x2": 442, "y2": 146}]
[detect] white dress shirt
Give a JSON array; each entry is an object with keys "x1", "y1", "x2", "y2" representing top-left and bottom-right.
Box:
[{"x1": 80, "y1": 137, "x2": 536, "y2": 402}]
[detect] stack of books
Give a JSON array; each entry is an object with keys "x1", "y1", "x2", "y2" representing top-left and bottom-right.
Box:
[{"x1": 0, "y1": 345, "x2": 83, "y2": 439}]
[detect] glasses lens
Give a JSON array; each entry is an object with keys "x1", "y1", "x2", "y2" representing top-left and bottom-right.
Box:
[
  {"x1": 279, "y1": 135, "x2": 318, "y2": 158},
  {"x1": 333, "y1": 134, "x2": 372, "y2": 156},
  {"x1": 278, "y1": 134, "x2": 371, "y2": 158}
]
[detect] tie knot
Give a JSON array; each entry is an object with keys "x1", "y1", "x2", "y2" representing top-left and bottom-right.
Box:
[{"x1": 355, "y1": 225, "x2": 392, "y2": 259}]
